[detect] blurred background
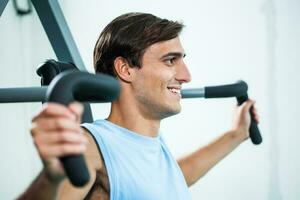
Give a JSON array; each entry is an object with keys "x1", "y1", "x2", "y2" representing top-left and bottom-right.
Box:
[{"x1": 0, "y1": 0, "x2": 299, "y2": 199}]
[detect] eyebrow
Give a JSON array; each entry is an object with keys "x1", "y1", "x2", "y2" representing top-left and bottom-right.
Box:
[{"x1": 160, "y1": 52, "x2": 186, "y2": 60}]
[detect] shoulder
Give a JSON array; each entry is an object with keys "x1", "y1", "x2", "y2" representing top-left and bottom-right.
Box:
[
  {"x1": 82, "y1": 127, "x2": 104, "y2": 171},
  {"x1": 56, "y1": 128, "x2": 106, "y2": 199}
]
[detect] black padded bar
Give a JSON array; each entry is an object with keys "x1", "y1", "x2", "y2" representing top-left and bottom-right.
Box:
[
  {"x1": 36, "y1": 59, "x2": 94, "y2": 123},
  {"x1": 204, "y1": 81, "x2": 248, "y2": 98},
  {"x1": 236, "y1": 92, "x2": 262, "y2": 145},
  {"x1": 0, "y1": 86, "x2": 47, "y2": 103},
  {"x1": 182, "y1": 80, "x2": 262, "y2": 145},
  {"x1": 0, "y1": 0, "x2": 9, "y2": 17},
  {"x1": 181, "y1": 81, "x2": 248, "y2": 99},
  {"x1": 31, "y1": 0, "x2": 86, "y2": 71},
  {"x1": 46, "y1": 71, "x2": 120, "y2": 187}
]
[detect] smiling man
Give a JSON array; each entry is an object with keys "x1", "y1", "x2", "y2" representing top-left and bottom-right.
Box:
[{"x1": 19, "y1": 13, "x2": 259, "y2": 199}]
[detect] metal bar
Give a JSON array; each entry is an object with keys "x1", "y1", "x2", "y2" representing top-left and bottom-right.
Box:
[
  {"x1": 0, "y1": 86, "x2": 249, "y2": 102},
  {"x1": 0, "y1": 86, "x2": 47, "y2": 103},
  {"x1": 31, "y1": 0, "x2": 93, "y2": 122},
  {"x1": 31, "y1": 0, "x2": 86, "y2": 71},
  {"x1": 181, "y1": 88, "x2": 205, "y2": 98},
  {"x1": 0, "y1": 0, "x2": 9, "y2": 17},
  {"x1": 0, "y1": 86, "x2": 207, "y2": 103}
]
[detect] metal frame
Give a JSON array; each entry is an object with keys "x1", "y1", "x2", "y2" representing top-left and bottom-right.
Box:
[
  {"x1": 0, "y1": 0, "x2": 9, "y2": 16},
  {"x1": 0, "y1": 0, "x2": 92, "y2": 122},
  {"x1": 0, "y1": 1, "x2": 262, "y2": 145},
  {"x1": 1, "y1": 0, "x2": 86, "y2": 72},
  {"x1": 0, "y1": 86, "x2": 206, "y2": 103},
  {"x1": 0, "y1": 1, "x2": 206, "y2": 104},
  {"x1": 0, "y1": 86, "x2": 47, "y2": 103},
  {"x1": 31, "y1": 0, "x2": 86, "y2": 71}
]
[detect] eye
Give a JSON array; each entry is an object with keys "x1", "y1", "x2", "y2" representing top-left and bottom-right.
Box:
[{"x1": 164, "y1": 57, "x2": 176, "y2": 65}]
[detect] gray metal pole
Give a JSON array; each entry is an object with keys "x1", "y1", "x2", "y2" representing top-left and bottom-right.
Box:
[
  {"x1": 0, "y1": 86, "x2": 47, "y2": 103},
  {"x1": 0, "y1": 0, "x2": 9, "y2": 17},
  {"x1": 31, "y1": 0, "x2": 86, "y2": 71},
  {"x1": 31, "y1": 0, "x2": 93, "y2": 121},
  {"x1": 181, "y1": 88, "x2": 205, "y2": 98},
  {"x1": 0, "y1": 86, "x2": 206, "y2": 103}
]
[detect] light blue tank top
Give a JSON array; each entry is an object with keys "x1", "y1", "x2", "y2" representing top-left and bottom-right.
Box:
[{"x1": 82, "y1": 119, "x2": 191, "y2": 200}]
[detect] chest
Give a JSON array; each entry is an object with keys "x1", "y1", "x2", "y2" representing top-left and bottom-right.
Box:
[{"x1": 108, "y1": 147, "x2": 191, "y2": 200}]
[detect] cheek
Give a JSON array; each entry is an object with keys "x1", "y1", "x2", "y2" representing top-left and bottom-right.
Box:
[
  {"x1": 138, "y1": 70, "x2": 162, "y2": 87},
  {"x1": 134, "y1": 66, "x2": 175, "y2": 95}
]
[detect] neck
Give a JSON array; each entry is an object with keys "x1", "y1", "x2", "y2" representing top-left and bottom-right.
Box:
[{"x1": 107, "y1": 99, "x2": 161, "y2": 138}]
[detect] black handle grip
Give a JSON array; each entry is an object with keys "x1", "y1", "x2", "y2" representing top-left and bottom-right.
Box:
[
  {"x1": 204, "y1": 81, "x2": 248, "y2": 98},
  {"x1": 205, "y1": 80, "x2": 262, "y2": 145},
  {"x1": 235, "y1": 83, "x2": 262, "y2": 145},
  {"x1": 45, "y1": 71, "x2": 120, "y2": 186}
]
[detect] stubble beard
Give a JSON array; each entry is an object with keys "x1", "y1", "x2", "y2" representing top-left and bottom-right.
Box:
[{"x1": 136, "y1": 92, "x2": 181, "y2": 120}]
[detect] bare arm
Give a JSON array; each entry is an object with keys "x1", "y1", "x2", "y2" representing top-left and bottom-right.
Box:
[
  {"x1": 178, "y1": 100, "x2": 259, "y2": 186},
  {"x1": 17, "y1": 169, "x2": 61, "y2": 200},
  {"x1": 56, "y1": 130, "x2": 103, "y2": 199},
  {"x1": 17, "y1": 103, "x2": 103, "y2": 200}
]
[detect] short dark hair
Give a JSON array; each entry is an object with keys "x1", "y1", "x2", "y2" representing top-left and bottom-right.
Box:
[{"x1": 93, "y1": 12, "x2": 184, "y2": 77}]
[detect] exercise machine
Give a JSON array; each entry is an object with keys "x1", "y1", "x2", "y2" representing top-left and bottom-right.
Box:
[{"x1": 0, "y1": 0, "x2": 262, "y2": 187}]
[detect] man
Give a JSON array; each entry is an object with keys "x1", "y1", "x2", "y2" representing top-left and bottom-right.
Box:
[{"x1": 19, "y1": 12, "x2": 259, "y2": 199}]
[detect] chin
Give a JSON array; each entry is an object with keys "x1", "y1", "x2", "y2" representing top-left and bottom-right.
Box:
[{"x1": 160, "y1": 105, "x2": 181, "y2": 119}]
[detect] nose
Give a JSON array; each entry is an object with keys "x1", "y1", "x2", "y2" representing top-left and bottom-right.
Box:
[{"x1": 175, "y1": 61, "x2": 192, "y2": 83}]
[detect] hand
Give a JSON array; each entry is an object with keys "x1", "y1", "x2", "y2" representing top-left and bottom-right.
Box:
[
  {"x1": 231, "y1": 99, "x2": 260, "y2": 142},
  {"x1": 30, "y1": 102, "x2": 88, "y2": 183}
]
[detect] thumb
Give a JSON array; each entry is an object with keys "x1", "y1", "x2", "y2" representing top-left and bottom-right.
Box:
[
  {"x1": 240, "y1": 99, "x2": 255, "y2": 114},
  {"x1": 68, "y1": 102, "x2": 84, "y2": 123}
]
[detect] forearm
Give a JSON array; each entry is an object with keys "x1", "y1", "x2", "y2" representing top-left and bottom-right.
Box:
[
  {"x1": 17, "y1": 169, "x2": 62, "y2": 200},
  {"x1": 178, "y1": 130, "x2": 245, "y2": 186}
]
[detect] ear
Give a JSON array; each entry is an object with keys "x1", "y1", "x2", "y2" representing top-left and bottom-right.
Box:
[{"x1": 113, "y1": 57, "x2": 134, "y2": 83}]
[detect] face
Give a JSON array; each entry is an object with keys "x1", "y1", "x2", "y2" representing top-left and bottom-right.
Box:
[{"x1": 131, "y1": 37, "x2": 191, "y2": 120}]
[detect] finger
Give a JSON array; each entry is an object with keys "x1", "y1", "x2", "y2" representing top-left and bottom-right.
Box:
[
  {"x1": 253, "y1": 117, "x2": 259, "y2": 123},
  {"x1": 39, "y1": 143, "x2": 87, "y2": 158},
  {"x1": 68, "y1": 102, "x2": 84, "y2": 123},
  {"x1": 240, "y1": 99, "x2": 255, "y2": 113},
  {"x1": 253, "y1": 105, "x2": 258, "y2": 112},
  {"x1": 34, "y1": 130, "x2": 88, "y2": 145},
  {"x1": 249, "y1": 104, "x2": 260, "y2": 123},
  {"x1": 31, "y1": 117, "x2": 82, "y2": 133},
  {"x1": 253, "y1": 113, "x2": 260, "y2": 123},
  {"x1": 32, "y1": 103, "x2": 76, "y2": 122}
]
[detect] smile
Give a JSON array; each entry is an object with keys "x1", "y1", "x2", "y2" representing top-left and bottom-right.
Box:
[{"x1": 167, "y1": 86, "x2": 182, "y2": 98}]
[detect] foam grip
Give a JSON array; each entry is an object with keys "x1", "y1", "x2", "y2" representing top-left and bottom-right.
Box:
[
  {"x1": 46, "y1": 71, "x2": 120, "y2": 186},
  {"x1": 236, "y1": 94, "x2": 262, "y2": 145},
  {"x1": 205, "y1": 81, "x2": 248, "y2": 98},
  {"x1": 60, "y1": 156, "x2": 90, "y2": 187}
]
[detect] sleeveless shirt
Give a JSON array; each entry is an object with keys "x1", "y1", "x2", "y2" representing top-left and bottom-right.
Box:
[{"x1": 82, "y1": 119, "x2": 191, "y2": 200}]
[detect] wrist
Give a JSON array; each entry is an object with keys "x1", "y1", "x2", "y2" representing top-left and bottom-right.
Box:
[
  {"x1": 227, "y1": 129, "x2": 248, "y2": 144},
  {"x1": 42, "y1": 168, "x2": 65, "y2": 186}
]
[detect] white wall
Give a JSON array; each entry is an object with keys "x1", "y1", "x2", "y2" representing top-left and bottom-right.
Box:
[
  {"x1": 0, "y1": 1, "x2": 54, "y2": 198},
  {"x1": 0, "y1": 0, "x2": 299, "y2": 199}
]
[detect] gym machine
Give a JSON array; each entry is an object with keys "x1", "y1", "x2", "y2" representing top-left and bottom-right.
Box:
[{"x1": 0, "y1": 0, "x2": 262, "y2": 187}]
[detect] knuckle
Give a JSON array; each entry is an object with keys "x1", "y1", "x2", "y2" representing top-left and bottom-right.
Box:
[
  {"x1": 78, "y1": 103, "x2": 84, "y2": 114},
  {"x1": 30, "y1": 127, "x2": 37, "y2": 137},
  {"x1": 31, "y1": 113, "x2": 42, "y2": 122},
  {"x1": 42, "y1": 105, "x2": 51, "y2": 114},
  {"x1": 60, "y1": 131, "x2": 71, "y2": 141},
  {"x1": 54, "y1": 119, "x2": 64, "y2": 129},
  {"x1": 30, "y1": 127, "x2": 42, "y2": 138},
  {"x1": 39, "y1": 147, "x2": 48, "y2": 158}
]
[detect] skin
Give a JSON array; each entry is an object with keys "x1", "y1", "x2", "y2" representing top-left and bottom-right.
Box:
[
  {"x1": 107, "y1": 37, "x2": 191, "y2": 136},
  {"x1": 18, "y1": 37, "x2": 259, "y2": 199}
]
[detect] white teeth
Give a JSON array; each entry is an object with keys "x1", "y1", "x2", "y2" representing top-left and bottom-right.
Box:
[{"x1": 169, "y1": 88, "x2": 181, "y2": 94}]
